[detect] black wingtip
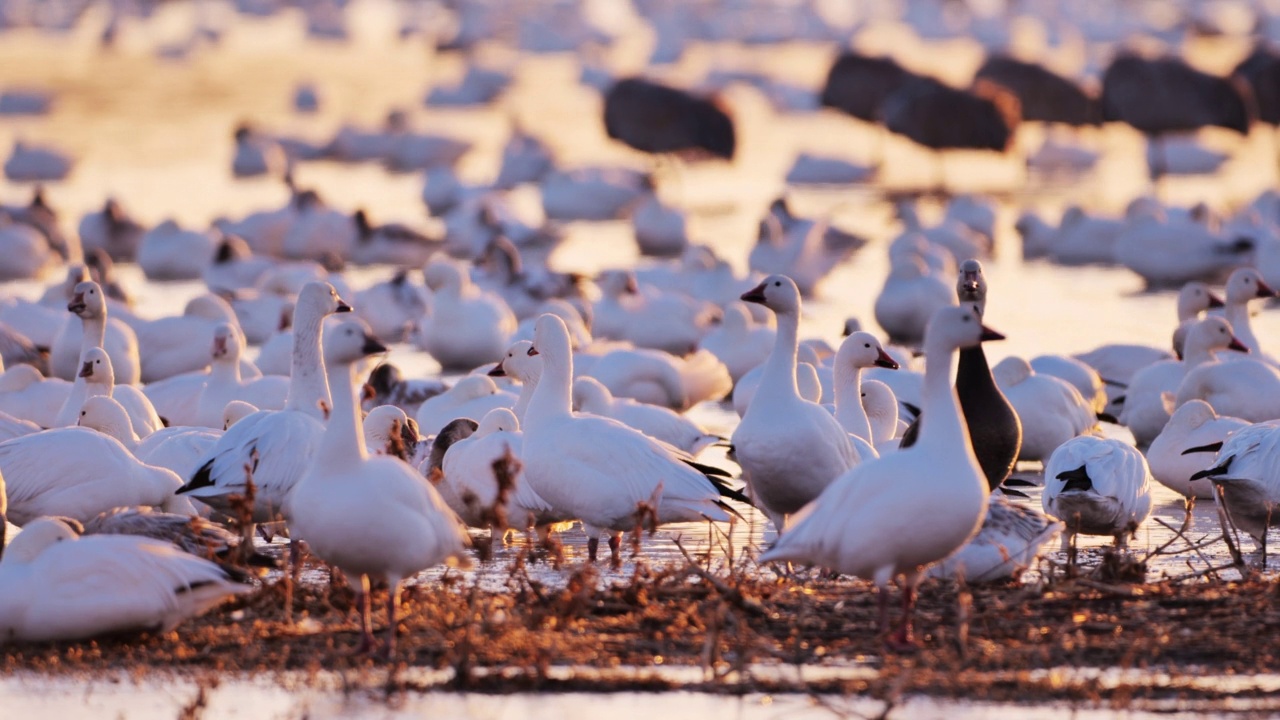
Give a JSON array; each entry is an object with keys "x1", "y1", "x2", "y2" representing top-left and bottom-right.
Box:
[
  {"x1": 999, "y1": 488, "x2": 1030, "y2": 499},
  {"x1": 1181, "y1": 442, "x2": 1223, "y2": 456},
  {"x1": 1096, "y1": 412, "x2": 1119, "y2": 424},
  {"x1": 714, "y1": 499, "x2": 748, "y2": 522},
  {"x1": 900, "y1": 401, "x2": 921, "y2": 418},
  {"x1": 684, "y1": 458, "x2": 732, "y2": 479},
  {"x1": 1002, "y1": 477, "x2": 1036, "y2": 487},
  {"x1": 1190, "y1": 456, "x2": 1233, "y2": 481},
  {"x1": 177, "y1": 460, "x2": 216, "y2": 495}
]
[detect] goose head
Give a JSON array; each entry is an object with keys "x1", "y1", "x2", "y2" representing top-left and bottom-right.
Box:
[
  {"x1": 1224, "y1": 268, "x2": 1276, "y2": 305},
  {"x1": 477, "y1": 407, "x2": 520, "y2": 436},
  {"x1": 213, "y1": 234, "x2": 252, "y2": 264},
  {"x1": 598, "y1": 269, "x2": 639, "y2": 297},
  {"x1": 1165, "y1": 399, "x2": 1219, "y2": 434},
  {"x1": 297, "y1": 281, "x2": 352, "y2": 320},
  {"x1": 452, "y1": 374, "x2": 501, "y2": 400},
  {"x1": 77, "y1": 395, "x2": 134, "y2": 440},
  {"x1": 427, "y1": 417, "x2": 480, "y2": 477},
  {"x1": 423, "y1": 258, "x2": 466, "y2": 293},
  {"x1": 740, "y1": 274, "x2": 801, "y2": 315},
  {"x1": 529, "y1": 313, "x2": 573, "y2": 367},
  {"x1": 364, "y1": 405, "x2": 412, "y2": 458},
  {"x1": 1184, "y1": 316, "x2": 1247, "y2": 355},
  {"x1": 185, "y1": 294, "x2": 237, "y2": 322},
  {"x1": 837, "y1": 331, "x2": 899, "y2": 371},
  {"x1": 2, "y1": 517, "x2": 80, "y2": 565},
  {"x1": 323, "y1": 317, "x2": 387, "y2": 367},
  {"x1": 367, "y1": 363, "x2": 403, "y2": 396},
  {"x1": 211, "y1": 323, "x2": 243, "y2": 362},
  {"x1": 67, "y1": 280, "x2": 107, "y2": 318},
  {"x1": 571, "y1": 376, "x2": 612, "y2": 412},
  {"x1": 222, "y1": 400, "x2": 259, "y2": 430},
  {"x1": 79, "y1": 347, "x2": 114, "y2": 387},
  {"x1": 491, "y1": 340, "x2": 540, "y2": 384},
  {"x1": 992, "y1": 356, "x2": 1031, "y2": 388},
  {"x1": 927, "y1": 305, "x2": 1004, "y2": 356},
  {"x1": 956, "y1": 259, "x2": 986, "y2": 314},
  {"x1": 1176, "y1": 281, "x2": 1225, "y2": 320}
]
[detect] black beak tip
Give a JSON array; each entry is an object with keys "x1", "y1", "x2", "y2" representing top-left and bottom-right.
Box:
[
  {"x1": 527, "y1": 346, "x2": 539, "y2": 356},
  {"x1": 1208, "y1": 295, "x2": 1225, "y2": 308},
  {"x1": 740, "y1": 283, "x2": 767, "y2": 304},
  {"x1": 979, "y1": 325, "x2": 1005, "y2": 342},
  {"x1": 488, "y1": 365, "x2": 506, "y2": 377},
  {"x1": 78, "y1": 361, "x2": 93, "y2": 378},
  {"x1": 361, "y1": 335, "x2": 388, "y2": 355},
  {"x1": 336, "y1": 300, "x2": 353, "y2": 313}
]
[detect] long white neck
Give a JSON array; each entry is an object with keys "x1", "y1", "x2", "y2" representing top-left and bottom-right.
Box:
[
  {"x1": 91, "y1": 413, "x2": 139, "y2": 449},
  {"x1": 524, "y1": 350, "x2": 571, "y2": 429},
  {"x1": 758, "y1": 309, "x2": 799, "y2": 401},
  {"x1": 915, "y1": 338, "x2": 972, "y2": 456},
  {"x1": 318, "y1": 361, "x2": 366, "y2": 472},
  {"x1": 53, "y1": 380, "x2": 87, "y2": 427},
  {"x1": 1225, "y1": 303, "x2": 1261, "y2": 354},
  {"x1": 834, "y1": 364, "x2": 873, "y2": 441},
  {"x1": 210, "y1": 354, "x2": 241, "y2": 388},
  {"x1": 80, "y1": 315, "x2": 105, "y2": 357},
  {"x1": 285, "y1": 316, "x2": 330, "y2": 418},
  {"x1": 513, "y1": 371, "x2": 540, "y2": 421}
]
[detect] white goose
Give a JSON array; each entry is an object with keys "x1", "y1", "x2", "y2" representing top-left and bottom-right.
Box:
[
  {"x1": 437, "y1": 407, "x2": 561, "y2": 534},
  {"x1": 1121, "y1": 317, "x2": 1245, "y2": 445},
  {"x1": 53, "y1": 347, "x2": 162, "y2": 437},
  {"x1": 415, "y1": 374, "x2": 516, "y2": 437},
  {"x1": 77, "y1": 395, "x2": 220, "y2": 480},
  {"x1": 862, "y1": 379, "x2": 907, "y2": 446},
  {"x1": 177, "y1": 282, "x2": 351, "y2": 522},
  {"x1": 592, "y1": 270, "x2": 718, "y2": 356},
  {"x1": 874, "y1": 255, "x2": 956, "y2": 347},
  {"x1": 1189, "y1": 422, "x2": 1280, "y2": 555},
  {"x1": 697, "y1": 302, "x2": 774, "y2": 384},
  {"x1": 759, "y1": 306, "x2": 999, "y2": 646},
  {"x1": 137, "y1": 220, "x2": 218, "y2": 281},
  {"x1": 0, "y1": 518, "x2": 251, "y2": 642},
  {"x1": 631, "y1": 193, "x2": 688, "y2": 258},
  {"x1": 1174, "y1": 349, "x2": 1280, "y2": 423},
  {"x1": 0, "y1": 215, "x2": 55, "y2": 281},
  {"x1": 1147, "y1": 400, "x2": 1248, "y2": 499},
  {"x1": 732, "y1": 359, "x2": 823, "y2": 418},
  {"x1": 1043, "y1": 435, "x2": 1153, "y2": 545},
  {"x1": 926, "y1": 496, "x2": 1064, "y2": 583},
  {"x1": 414, "y1": 259, "x2": 516, "y2": 371},
  {"x1": 993, "y1": 357, "x2": 1096, "y2": 461},
  {"x1": 522, "y1": 314, "x2": 743, "y2": 563},
  {"x1": 833, "y1": 331, "x2": 901, "y2": 444},
  {"x1": 195, "y1": 324, "x2": 288, "y2": 428},
  {"x1": 50, "y1": 281, "x2": 141, "y2": 385},
  {"x1": 1217, "y1": 267, "x2": 1276, "y2": 358},
  {"x1": 1172, "y1": 281, "x2": 1225, "y2": 358},
  {"x1": 285, "y1": 317, "x2": 468, "y2": 656},
  {"x1": 0, "y1": 363, "x2": 70, "y2": 428},
  {"x1": 572, "y1": 376, "x2": 720, "y2": 456},
  {"x1": 132, "y1": 294, "x2": 257, "y2": 383},
  {"x1": 730, "y1": 275, "x2": 859, "y2": 531}
]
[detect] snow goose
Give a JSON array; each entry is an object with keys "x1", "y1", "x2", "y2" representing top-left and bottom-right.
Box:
[
  {"x1": 413, "y1": 259, "x2": 516, "y2": 370},
  {"x1": 733, "y1": 359, "x2": 823, "y2": 418},
  {"x1": 893, "y1": 200, "x2": 990, "y2": 263},
  {"x1": 437, "y1": 407, "x2": 562, "y2": 535},
  {"x1": 632, "y1": 193, "x2": 689, "y2": 257},
  {"x1": 279, "y1": 193, "x2": 357, "y2": 262},
  {"x1": 79, "y1": 199, "x2": 146, "y2": 260},
  {"x1": 350, "y1": 210, "x2": 440, "y2": 267},
  {"x1": 1043, "y1": 436, "x2": 1153, "y2": 544},
  {"x1": 50, "y1": 281, "x2": 141, "y2": 385},
  {"x1": 862, "y1": 379, "x2": 906, "y2": 447},
  {"x1": 749, "y1": 198, "x2": 866, "y2": 297},
  {"x1": 1014, "y1": 211, "x2": 1056, "y2": 260},
  {"x1": 421, "y1": 166, "x2": 470, "y2": 216},
  {"x1": 232, "y1": 124, "x2": 287, "y2": 178},
  {"x1": 539, "y1": 167, "x2": 649, "y2": 221},
  {"x1": 1124, "y1": 318, "x2": 1245, "y2": 446},
  {"x1": 133, "y1": 294, "x2": 248, "y2": 383},
  {"x1": 874, "y1": 254, "x2": 956, "y2": 347},
  {"x1": 1189, "y1": 422, "x2": 1280, "y2": 555},
  {"x1": 1031, "y1": 355, "x2": 1108, "y2": 415},
  {"x1": 53, "y1": 347, "x2": 161, "y2": 437},
  {"x1": 194, "y1": 324, "x2": 288, "y2": 427},
  {"x1": 592, "y1": 270, "x2": 718, "y2": 355},
  {"x1": 488, "y1": 340, "x2": 541, "y2": 420},
  {"x1": 0, "y1": 363, "x2": 70, "y2": 428},
  {"x1": 1050, "y1": 206, "x2": 1124, "y2": 266},
  {"x1": 227, "y1": 289, "x2": 292, "y2": 346},
  {"x1": 900, "y1": 260, "x2": 1022, "y2": 488},
  {"x1": 698, "y1": 302, "x2": 774, "y2": 384},
  {"x1": 352, "y1": 272, "x2": 428, "y2": 344},
  {"x1": 415, "y1": 374, "x2": 516, "y2": 437},
  {"x1": 1174, "y1": 347, "x2": 1280, "y2": 422},
  {"x1": 730, "y1": 275, "x2": 859, "y2": 530},
  {"x1": 77, "y1": 395, "x2": 218, "y2": 480},
  {"x1": 285, "y1": 317, "x2": 468, "y2": 655},
  {"x1": 1148, "y1": 400, "x2": 1249, "y2": 499},
  {"x1": 0, "y1": 421, "x2": 189, "y2": 525},
  {"x1": 833, "y1": 331, "x2": 900, "y2": 445},
  {"x1": 583, "y1": 346, "x2": 731, "y2": 411},
  {"x1": 213, "y1": 193, "x2": 304, "y2": 257},
  {"x1": 362, "y1": 363, "x2": 446, "y2": 417},
  {"x1": 522, "y1": 314, "x2": 745, "y2": 562},
  {"x1": 0, "y1": 518, "x2": 251, "y2": 642},
  {"x1": 759, "y1": 306, "x2": 1000, "y2": 645},
  {"x1": 177, "y1": 282, "x2": 351, "y2": 522},
  {"x1": 926, "y1": 496, "x2": 1064, "y2": 583},
  {"x1": 363, "y1": 405, "x2": 420, "y2": 462},
  {"x1": 1218, "y1": 267, "x2": 1276, "y2": 357},
  {"x1": 994, "y1": 357, "x2": 1095, "y2": 462},
  {"x1": 573, "y1": 376, "x2": 720, "y2": 455},
  {"x1": 0, "y1": 214, "x2": 55, "y2": 281},
  {"x1": 203, "y1": 235, "x2": 274, "y2": 293},
  {"x1": 1171, "y1": 281, "x2": 1226, "y2": 358},
  {"x1": 136, "y1": 220, "x2": 218, "y2": 281},
  {"x1": 81, "y1": 506, "x2": 272, "y2": 567},
  {"x1": 4, "y1": 140, "x2": 72, "y2": 181},
  {"x1": 1115, "y1": 204, "x2": 1253, "y2": 288}
]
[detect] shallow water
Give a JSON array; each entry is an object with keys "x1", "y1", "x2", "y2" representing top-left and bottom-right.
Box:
[{"x1": 2, "y1": 0, "x2": 1280, "y2": 710}]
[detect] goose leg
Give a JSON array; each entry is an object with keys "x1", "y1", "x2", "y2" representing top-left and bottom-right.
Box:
[
  {"x1": 355, "y1": 574, "x2": 375, "y2": 654},
  {"x1": 892, "y1": 583, "x2": 917, "y2": 649},
  {"x1": 877, "y1": 585, "x2": 891, "y2": 638},
  {"x1": 608, "y1": 534, "x2": 622, "y2": 567},
  {"x1": 381, "y1": 581, "x2": 401, "y2": 660},
  {"x1": 587, "y1": 536, "x2": 599, "y2": 562}
]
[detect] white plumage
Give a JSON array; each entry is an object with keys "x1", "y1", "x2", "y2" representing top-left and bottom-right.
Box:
[{"x1": 1042, "y1": 435, "x2": 1153, "y2": 542}]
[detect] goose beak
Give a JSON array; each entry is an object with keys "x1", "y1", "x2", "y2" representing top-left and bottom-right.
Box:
[
  {"x1": 625, "y1": 276, "x2": 639, "y2": 294},
  {"x1": 336, "y1": 299, "x2": 353, "y2": 313},
  {"x1": 1257, "y1": 280, "x2": 1277, "y2": 298},
  {"x1": 874, "y1": 348, "x2": 900, "y2": 370},
  {"x1": 78, "y1": 360, "x2": 93, "y2": 378},
  {"x1": 488, "y1": 364, "x2": 507, "y2": 377},
  {"x1": 1207, "y1": 292, "x2": 1225, "y2": 308},
  {"x1": 361, "y1": 334, "x2": 388, "y2": 355},
  {"x1": 979, "y1": 324, "x2": 1005, "y2": 342},
  {"x1": 527, "y1": 345, "x2": 540, "y2": 356},
  {"x1": 67, "y1": 292, "x2": 86, "y2": 314},
  {"x1": 212, "y1": 335, "x2": 228, "y2": 358},
  {"x1": 1229, "y1": 335, "x2": 1250, "y2": 352},
  {"x1": 740, "y1": 282, "x2": 767, "y2": 304}
]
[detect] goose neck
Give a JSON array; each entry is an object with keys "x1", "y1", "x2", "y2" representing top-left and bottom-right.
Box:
[
  {"x1": 760, "y1": 309, "x2": 800, "y2": 398},
  {"x1": 1225, "y1": 304, "x2": 1259, "y2": 352},
  {"x1": 80, "y1": 315, "x2": 106, "y2": 353},
  {"x1": 917, "y1": 338, "x2": 970, "y2": 452},
  {"x1": 524, "y1": 350, "x2": 571, "y2": 428},
  {"x1": 210, "y1": 356, "x2": 240, "y2": 386},
  {"x1": 284, "y1": 316, "x2": 330, "y2": 419},
  {"x1": 834, "y1": 364, "x2": 872, "y2": 441},
  {"x1": 319, "y1": 362, "x2": 366, "y2": 471}
]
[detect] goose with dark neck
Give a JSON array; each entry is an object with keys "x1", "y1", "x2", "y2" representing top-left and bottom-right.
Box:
[{"x1": 899, "y1": 259, "x2": 1021, "y2": 490}]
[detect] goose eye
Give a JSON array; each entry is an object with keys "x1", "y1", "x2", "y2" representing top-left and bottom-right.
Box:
[
  {"x1": 773, "y1": 281, "x2": 781, "y2": 286},
  {"x1": 864, "y1": 343, "x2": 871, "y2": 348}
]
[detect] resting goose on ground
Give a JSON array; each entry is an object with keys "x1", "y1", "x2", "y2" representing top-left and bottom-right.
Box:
[
  {"x1": 285, "y1": 317, "x2": 468, "y2": 656},
  {"x1": 0, "y1": 362, "x2": 70, "y2": 428},
  {"x1": 1147, "y1": 399, "x2": 1249, "y2": 499},
  {"x1": 760, "y1": 306, "x2": 1000, "y2": 646},
  {"x1": 194, "y1": 324, "x2": 288, "y2": 428},
  {"x1": 1043, "y1": 435, "x2": 1153, "y2": 545},
  {"x1": 573, "y1": 376, "x2": 720, "y2": 456},
  {"x1": 415, "y1": 374, "x2": 517, "y2": 437},
  {"x1": 580, "y1": 345, "x2": 731, "y2": 411},
  {"x1": 413, "y1": 259, "x2": 516, "y2": 371},
  {"x1": 1172, "y1": 281, "x2": 1226, "y2": 358},
  {"x1": 521, "y1": 314, "x2": 745, "y2": 563},
  {"x1": 362, "y1": 363, "x2": 447, "y2": 417},
  {"x1": 730, "y1": 275, "x2": 859, "y2": 531},
  {"x1": 874, "y1": 254, "x2": 956, "y2": 347},
  {"x1": 994, "y1": 357, "x2": 1094, "y2": 462},
  {"x1": 926, "y1": 496, "x2": 1063, "y2": 583},
  {"x1": 749, "y1": 198, "x2": 866, "y2": 297},
  {"x1": 0, "y1": 518, "x2": 251, "y2": 643},
  {"x1": 697, "y1": 302, "x2": 774, "y2": 384}
]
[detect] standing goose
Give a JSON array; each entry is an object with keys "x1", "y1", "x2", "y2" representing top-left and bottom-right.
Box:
[
  {"x1": 899, "y1": 260, "x2": 1021, "y2": 489},
  {"x1": 50, "y1": 280, "x2": 141, "y2": 385},
  {"x1": 1043, "y1": 436, "x2": 1153, "y2": 545},
  {"x1": 522, "y1": 314, "x2": 744, "y2": 563},
  {"x1": 731, "y1": 275, "x2": 858, "y2": 531},
  {"x1": 0, "y1": 518, "x2": 251, "y2": 642},
  {"x1": 178, "y1": 282, "x2": 351, "y2": 522},
  {"x1": 760, "y1": 306, "x2": 1000, "y2": 646},
  {"x1": 1189, "y1": 422, "x2": 1280, "y2": 557},
  {"x1": 833, "y1": 331, "x2": 900, "y2": 444},
  {"x1": 1147, "y1": 400, "x2": 1248, "y2": 499},
  {"x1": 285, "y1": 318, "x2": 468, "y2": 656}
]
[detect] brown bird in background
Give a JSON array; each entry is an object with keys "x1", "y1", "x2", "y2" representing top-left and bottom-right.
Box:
[
  {"x1": 602, "y1": 77, "x2": 735, "y2": 161},
  {"x1": 974, "y1": 55, "x2": 1100, "y2": 126}
]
